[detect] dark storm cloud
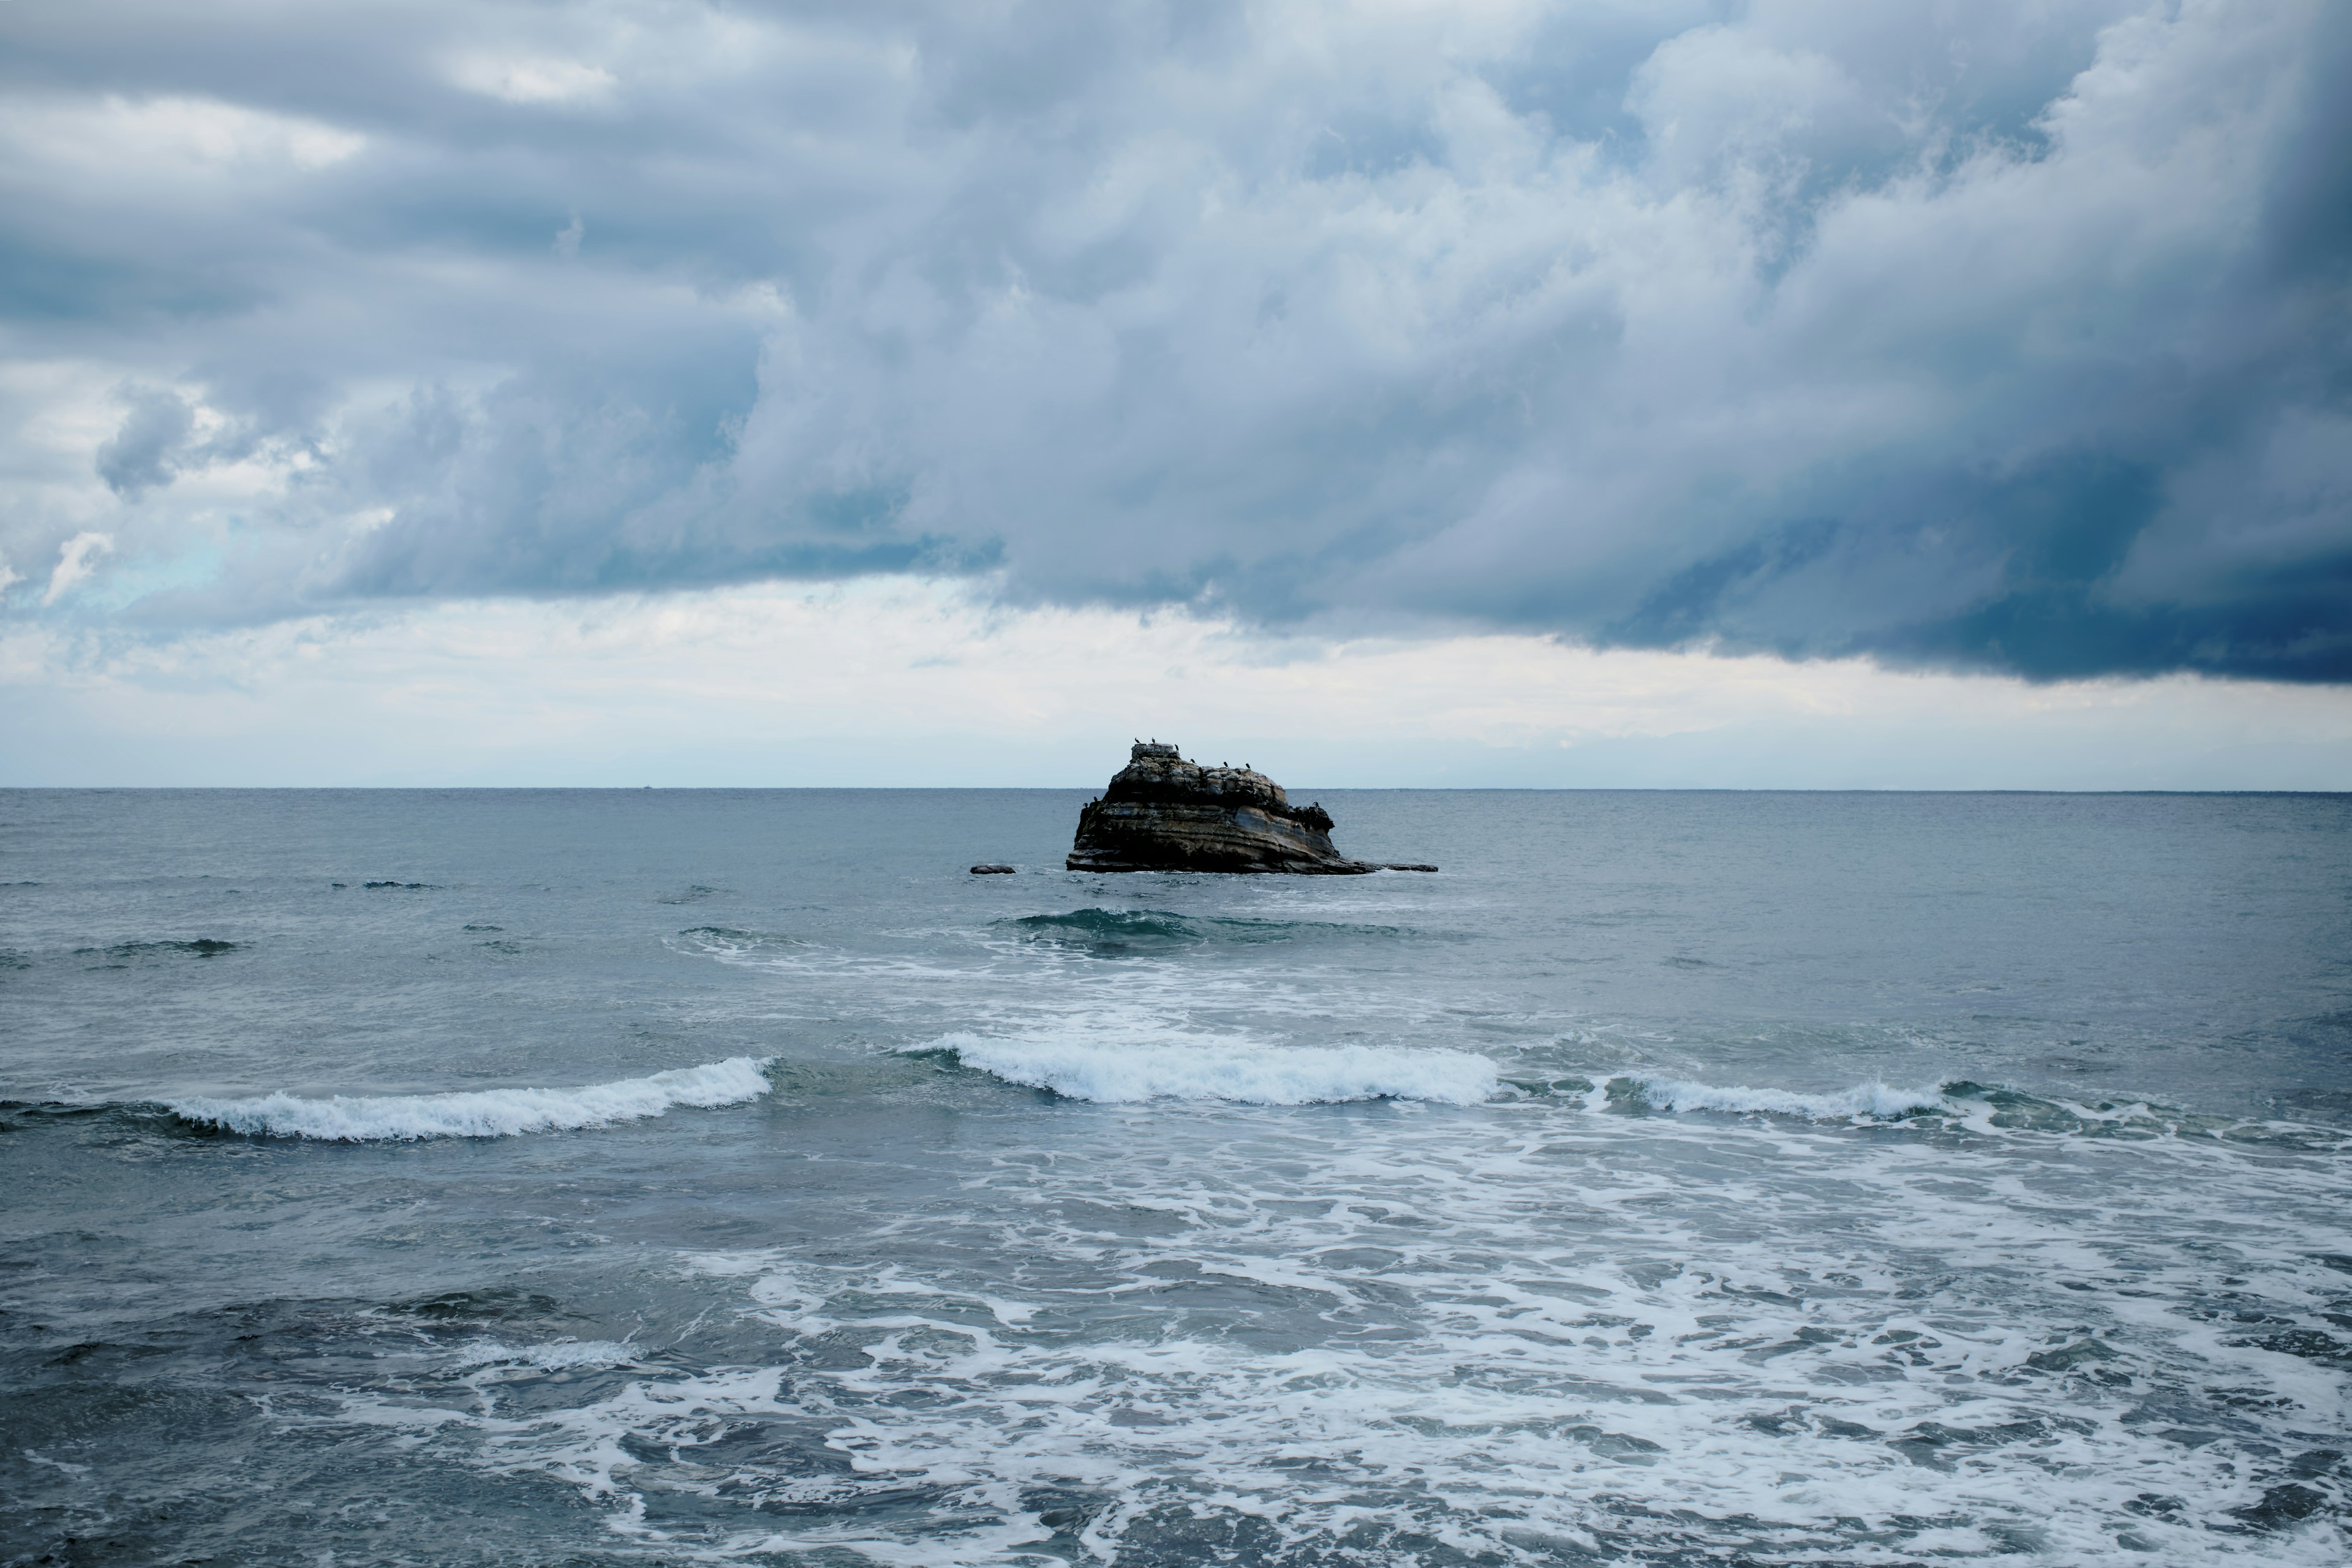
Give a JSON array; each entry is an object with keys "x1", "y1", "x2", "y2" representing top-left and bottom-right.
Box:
[{"x1": 1, "y1": 0, "x2": 2345, "y2": 680}]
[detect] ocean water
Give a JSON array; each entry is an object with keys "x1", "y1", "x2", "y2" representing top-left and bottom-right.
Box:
[{"x1": 2, "y1": 787, "x2": 2349, "y2": 1567}]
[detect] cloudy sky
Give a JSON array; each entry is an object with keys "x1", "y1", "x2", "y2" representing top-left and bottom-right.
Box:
[{"x1": 3, "y1": 0, "x2": 2347, "y2": 786}]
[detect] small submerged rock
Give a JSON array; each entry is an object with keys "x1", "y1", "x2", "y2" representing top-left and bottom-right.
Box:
[
  {"x1": 1066, "y1": 741, "x2": 1435, "y2": 875},
  {"x1": 970, "y1": 863, "x2": 1017, "y2": 875}
]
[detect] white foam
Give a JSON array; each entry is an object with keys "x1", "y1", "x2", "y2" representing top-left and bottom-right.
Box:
[
  {"x1": 456, "y1": 1339, "x2": 640, "y2": 1371},
  {"x1": 257, "y1": 1090, "x2": 2352, "y2": 1568},
  {"x1": 924, "y1": 1031, "x2": 1498, "y2": 1106},
  {"x1": 1628, "y1": 1074, "x2": 1947, "y2": 1121},
  {"x1": 170, "y1": 1056, "x2": 774, "y2": 1140}
]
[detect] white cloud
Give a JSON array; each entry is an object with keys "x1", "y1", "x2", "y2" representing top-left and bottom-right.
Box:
[
  {"x1": 450, "y1": 56, "x2": 617, "y2": 105},
  {"x1": 0, "y1": 93, "x2": 364, "y2": 175},
  {"x1": 42, "y1": 532, "x2": 113, "y2": 605}
]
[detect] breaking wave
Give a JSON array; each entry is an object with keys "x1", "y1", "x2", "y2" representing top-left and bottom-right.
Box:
[
  {"x1": 1627, "y1": 1075, "x2": 1948, "y2": 1121},
  {"x1": 920, "y1": 1031, "x2": 1498, "y2": 1105},
  {"x1": 169, "y1": 1057, "x2": 774, "y2": 1141}
]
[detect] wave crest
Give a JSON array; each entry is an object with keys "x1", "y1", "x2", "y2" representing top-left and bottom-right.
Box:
[
  {"x1": 922, "y1": 1032, "x2": 1498, "y2": 1106},
  {"x1": 170, "y1": 1057, "x2": 774, "y2": 1141},
  {"x1": 1625, "y1": 1076, "x2": 1947, "y2": 1121}
]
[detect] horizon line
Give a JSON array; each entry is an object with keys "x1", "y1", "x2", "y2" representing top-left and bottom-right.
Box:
[{"x1": 3, "y1": 785, "x2": 2345, "y2": 797}]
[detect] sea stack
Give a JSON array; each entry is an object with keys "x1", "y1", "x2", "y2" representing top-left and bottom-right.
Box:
[{"x1": 1066, "y1": 741, "x2": 1435, "y2": 875}]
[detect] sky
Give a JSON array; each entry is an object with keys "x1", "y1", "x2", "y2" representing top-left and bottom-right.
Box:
[{"x1": 2, "y1": 0, "x2": 2348, "y2": 787}]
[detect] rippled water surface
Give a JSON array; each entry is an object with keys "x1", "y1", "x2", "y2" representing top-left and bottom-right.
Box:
[{"x1": 2, "y1": 788, "x2": 2349, "y2": 1565}]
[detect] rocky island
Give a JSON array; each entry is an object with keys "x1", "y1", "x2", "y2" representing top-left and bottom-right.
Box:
[{"x1": 1066, "y1": 741, "x2": 1436, "y2": 875}]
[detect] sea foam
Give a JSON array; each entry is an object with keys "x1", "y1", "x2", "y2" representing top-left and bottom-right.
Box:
[
  {"x1": 170, "y1": 1056, "x2": 774, "y2": 1141},
  {"x1": 454, "y1": 1339, "x2": 641, "y2": 1371},
  {"x1": 1627, "y1": 1074, "x2": 1947, "y2": 1121},
  {"x1": 925, "y1": 1031, "x2": 1499, "y2": 1105}
]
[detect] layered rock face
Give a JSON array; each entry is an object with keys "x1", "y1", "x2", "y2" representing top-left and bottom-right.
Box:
[{"x1": 1066, "y1": 742, "x2": 1433, "y2": 875}]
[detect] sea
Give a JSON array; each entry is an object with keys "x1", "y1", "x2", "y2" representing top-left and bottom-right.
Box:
[{"x1": 2, "y1": 787, "x2": 2348, "y2": 1567}]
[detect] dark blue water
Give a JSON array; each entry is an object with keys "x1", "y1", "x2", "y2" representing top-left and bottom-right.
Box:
[{"x1": 3, "y1": 789, "x2": 2348, "y2": 1565}]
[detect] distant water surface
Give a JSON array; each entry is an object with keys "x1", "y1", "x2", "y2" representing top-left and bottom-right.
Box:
[{"x1": 2, "y1": 788, "x2": 2347, "y2": 1565}]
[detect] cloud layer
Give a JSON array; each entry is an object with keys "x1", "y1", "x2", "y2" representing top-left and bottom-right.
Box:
[
  {"x1": 3, "y1": 0, "x2": 2346, "y2": 680},
  {"x1": 12, "y1": 582, "x2": 2351, "y2": 788}
]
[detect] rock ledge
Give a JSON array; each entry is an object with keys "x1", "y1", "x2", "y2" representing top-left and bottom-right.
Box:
[{"x1": 1066, "y1": 741, "x2": 1433, "y2": 875}]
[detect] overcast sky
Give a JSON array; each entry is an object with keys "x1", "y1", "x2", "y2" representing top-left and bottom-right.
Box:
[{"x1": 3, "y1": 0, "x2": 2347, "y2": 786}]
